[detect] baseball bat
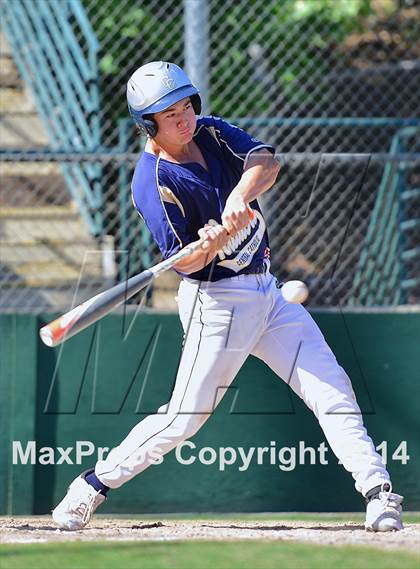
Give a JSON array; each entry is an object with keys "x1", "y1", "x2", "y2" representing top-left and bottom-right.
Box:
[{"x1": 39, "y1": 239, "x2": 204, "y2": 347}]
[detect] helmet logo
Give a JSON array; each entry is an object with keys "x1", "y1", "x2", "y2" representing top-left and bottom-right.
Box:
[{"x1": 161, "y1": 76, "x2": 176, "y2": 89}]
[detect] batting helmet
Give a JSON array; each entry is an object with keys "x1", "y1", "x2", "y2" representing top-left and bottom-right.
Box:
[{"x1": 127, "y1": 61, "x2": 201, "y2": 137}]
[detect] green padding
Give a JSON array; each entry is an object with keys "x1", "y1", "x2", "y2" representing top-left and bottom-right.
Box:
[
  {"x1": 0, "y1": 315, "x2": 38, "y2": 514},
  {"x1": 1, "y1": 311, "x2": 419, "y2": 514}
]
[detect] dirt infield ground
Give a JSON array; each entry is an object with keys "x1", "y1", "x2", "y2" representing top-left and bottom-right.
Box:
[{"x1": 1, "y1": 516, "x2": 419, "y2": 552}]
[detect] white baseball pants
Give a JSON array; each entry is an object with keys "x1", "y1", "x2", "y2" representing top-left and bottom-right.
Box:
[{"x1": 96, "y1": 272, "x2": 390, "y2": 496}]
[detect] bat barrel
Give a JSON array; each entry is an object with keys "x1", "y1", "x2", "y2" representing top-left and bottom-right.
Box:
[
  {"x1": 38, "y1": 236, "x2": 208, "y2": 347},
  {"x1": 39, "y1": 270, "x2": 154, "y2": 347}
]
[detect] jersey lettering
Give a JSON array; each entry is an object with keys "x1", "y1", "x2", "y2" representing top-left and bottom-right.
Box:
[{"x1": 217, "y1": 210, "x2": 266, "y2": 272}]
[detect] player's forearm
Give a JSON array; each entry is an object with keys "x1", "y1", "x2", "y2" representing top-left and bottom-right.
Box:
[
  {"x1": 173, "y1": 241, "x2": 219, "y2": 275},
  {"x1": 174, "y1": 250, "x2": 215, "y2": 274},
  {"x1": 235, "y1": 152, "x2": 280, "y2": 203}
]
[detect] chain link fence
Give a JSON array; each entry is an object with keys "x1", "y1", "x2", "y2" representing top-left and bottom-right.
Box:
[{"x1": 1, "y1": 0, "x2": 419, "y2": 312}]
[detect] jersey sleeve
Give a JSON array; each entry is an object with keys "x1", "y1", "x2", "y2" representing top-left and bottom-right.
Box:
[
  {"x1": 131, "y1": 159, "x2": 191, "y2": 259},
  {"x1": 210, "y1": 116, "x2": 275, "y2": 166}
]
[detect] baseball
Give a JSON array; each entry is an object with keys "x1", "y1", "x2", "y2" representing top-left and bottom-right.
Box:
[{"x1": 281, "y1": 280, "x2": 309, "y2": 304}]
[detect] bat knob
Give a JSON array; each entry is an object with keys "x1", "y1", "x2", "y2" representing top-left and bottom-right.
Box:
[{"x1": 39, "y1": 326, "x2": 54, "y2": 347}]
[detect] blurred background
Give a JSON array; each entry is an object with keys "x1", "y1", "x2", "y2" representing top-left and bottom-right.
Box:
[{"x1": 1, "y1": 0, "x2": 419, "y2": 311}]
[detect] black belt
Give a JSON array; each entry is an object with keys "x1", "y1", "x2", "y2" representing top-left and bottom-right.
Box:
[{"x1": 244, "y1": 261, "x2": 269, "y2": 275}]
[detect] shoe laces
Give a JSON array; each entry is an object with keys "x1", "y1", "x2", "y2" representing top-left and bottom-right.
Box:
[
  {"x1": 69, "y1": 486, "x2": 101, "y2": 523},
  {"x1": 82, "y1": 491, "x2": 98, "y2": 524},
  {"x1": 381, "y1": 482, "x2": 392, "y2": 498},
  {"x1": 377, "y1": 483, "x2": 402, "y2": 513}
]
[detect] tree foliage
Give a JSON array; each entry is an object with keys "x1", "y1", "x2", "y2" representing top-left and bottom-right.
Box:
[{"x1": 83, "y1": 0, "x2": 409, "y2": 129}]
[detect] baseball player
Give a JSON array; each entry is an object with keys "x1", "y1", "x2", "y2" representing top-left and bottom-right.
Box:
[{"x1": 52, "y1": 61, "x2": 403, "y2": 532}]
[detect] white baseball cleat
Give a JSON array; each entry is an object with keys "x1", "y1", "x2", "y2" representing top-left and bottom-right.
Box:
[
  {"x1": 52, "y1": 470, "x2": 106, "y2": 530},
  {"x1": 365, "y1": 483, "x2": 404, "y2": 532}
]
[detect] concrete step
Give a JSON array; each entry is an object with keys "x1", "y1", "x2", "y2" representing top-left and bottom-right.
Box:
[
  {"x1": 0, "y1": 240, "x2": 103, "y2": 268},
  {"x1": 0, "y1": 41, "x2": 21, "y2": 81},
  {"x1": 0, "y1": 87, "x2": 38, "y2": 113},
  {"x1": 0, "y1": 32, "x2": 50, "y2": 147},
  {"x1": 0, "y1": 72, "x2": 21, "y2": 89},
  {"x1": 0, "y1": 261, "x2": 101, "y2": 287},
  {"x1": 0, "y1": 163, "x2": 62, "y2": 177},
  {"x1": 0, "y1": 33, "x2": 21, "y2": 86},
  {"x1": 0, "y1": 245, "x2": 102, "y2": 286},
  {"x1": 0, "y1": 112, "x2": 49, "y2": 147},
  {"x1": 0, "y1": 172, "x2": 71, "y2": 207},
  {"x1": 0, "y1": 259, "x2": 102, "y2": 284},
  {"x1": 0, "y1": 206, "x2": 89, "y2": 240},
  {"x1": 0, "y1": 205, "x2": 103, "y2": 287},
  {"x1": 0, "y1": 31, "x2": 12, "y2": 56},
  {"x1": 0, "y1": 285, "x2": 101, "y2": 312},
  {"x1": 0, "y1": 35, "x2": 40, "y2": 117},
  {"x1": 0, "y1": 204, "x2": 79, "y2": 218},
  {"x1": 0, "y1": 54, "x2": 21, "y2": 88}
]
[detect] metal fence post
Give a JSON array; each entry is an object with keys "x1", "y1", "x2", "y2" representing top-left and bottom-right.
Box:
[{"x1": 184, "y1": 0, "x2": 209, "y2": 115}]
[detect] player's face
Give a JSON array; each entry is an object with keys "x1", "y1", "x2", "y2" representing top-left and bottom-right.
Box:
[{"x1": 153, "y1": 97, "x2": 196, "y2": 145}]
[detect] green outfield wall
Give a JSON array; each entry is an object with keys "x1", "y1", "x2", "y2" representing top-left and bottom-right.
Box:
[{"x1": 1, "y1": 310, "x2": 419, "y2": 515}]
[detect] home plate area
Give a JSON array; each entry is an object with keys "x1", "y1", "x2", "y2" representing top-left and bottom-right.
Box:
[{"x1": 1, "y1": 516, "x2": 419, "y2": 551}]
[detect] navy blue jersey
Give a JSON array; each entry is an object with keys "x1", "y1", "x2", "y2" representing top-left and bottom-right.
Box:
[{"x1": 131, "y1": 115, "x2": 275, "y2": 281}]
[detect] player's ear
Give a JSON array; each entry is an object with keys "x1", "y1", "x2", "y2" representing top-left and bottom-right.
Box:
[
  {"x1": 190, "y1": 94, "x2": 201, "y2": 115},
  {"x1": 137, "y1": 113, "x2": 158, "y2": 137}
]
